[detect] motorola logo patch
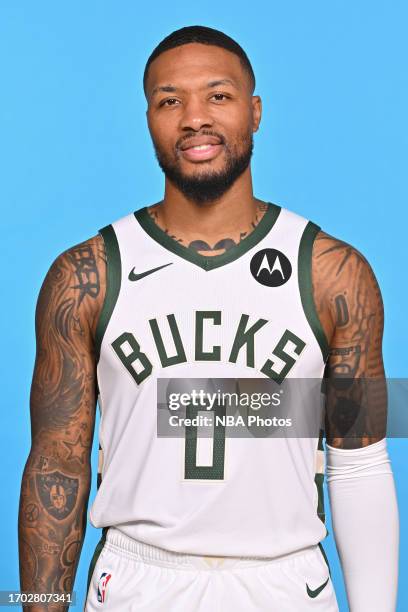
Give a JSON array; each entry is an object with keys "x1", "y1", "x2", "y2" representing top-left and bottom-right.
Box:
[{"x1": 250, "y1": 249, "x2": 292, "y2": 287}]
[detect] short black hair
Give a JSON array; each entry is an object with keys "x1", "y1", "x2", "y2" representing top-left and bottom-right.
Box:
[{"x1": 143, "y1": 25, "x2": 255, "y2": 96}]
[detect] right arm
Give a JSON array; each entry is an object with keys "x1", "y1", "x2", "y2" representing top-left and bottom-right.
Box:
[{"x1": 18, "y1": 235, "x2": 106, "y2": 610}]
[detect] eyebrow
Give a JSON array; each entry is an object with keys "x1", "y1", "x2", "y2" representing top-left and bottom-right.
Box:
[
  {"x1": 207, "y1": 78, "x2": 237, "y2": 89},
  {"x1": 150, "y1": 78, "x2": 238, "y2": 99}
]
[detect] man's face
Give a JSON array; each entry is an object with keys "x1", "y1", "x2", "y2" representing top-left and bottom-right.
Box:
[{"x1": 145, "y1": 43, "x2": 261, "y2": 203}]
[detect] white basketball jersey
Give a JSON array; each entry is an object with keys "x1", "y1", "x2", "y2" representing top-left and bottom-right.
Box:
[{"x1": 89, "y1": 203, "x2": 330, "y2": 558}]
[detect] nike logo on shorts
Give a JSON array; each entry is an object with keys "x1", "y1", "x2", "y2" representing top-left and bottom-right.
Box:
[{"x1": 306, "y1": 576, "x2": 330, "y2": 598}]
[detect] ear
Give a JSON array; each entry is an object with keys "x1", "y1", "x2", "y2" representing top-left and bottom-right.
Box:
[{"x1": 251, "y1": 95, "x2": 262, "y2": 132}]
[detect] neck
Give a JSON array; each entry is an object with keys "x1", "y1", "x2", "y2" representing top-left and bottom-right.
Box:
[
  {"x1": 146, "y1": 168, "x2": 269, "y2": 256},
  {"x1": 155, "y1": 167, "x2": 265, "y2": 242}
]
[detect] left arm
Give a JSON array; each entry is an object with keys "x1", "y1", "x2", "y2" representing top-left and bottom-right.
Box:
[{"x1": 312, "y1": 231, "x2": 399, "y2": 611}]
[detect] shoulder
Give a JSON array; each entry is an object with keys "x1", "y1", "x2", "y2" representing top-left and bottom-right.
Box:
[
  {"x1": 312, "y1": 230, "x2": 381, "y2": 292},
  {"x1": 310, "y1": 230, "x2": 383, "y2": 346},
  {"x1": 37, "y1": 234, "x2": 106, "y2": 342}
]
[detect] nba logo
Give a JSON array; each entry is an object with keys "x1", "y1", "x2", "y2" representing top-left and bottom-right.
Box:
[{"x1": 97, "y1": 572, "x2": 112, "y2": 603}]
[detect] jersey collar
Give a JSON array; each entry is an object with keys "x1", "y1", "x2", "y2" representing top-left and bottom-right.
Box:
[{"x1": 134, "y1": 203, "x2": 281, "y2": 271}]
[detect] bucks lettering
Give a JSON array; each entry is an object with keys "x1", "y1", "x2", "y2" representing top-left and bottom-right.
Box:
[{"x1": 111, "y1": 311, "x2": 306, "y2": 385}]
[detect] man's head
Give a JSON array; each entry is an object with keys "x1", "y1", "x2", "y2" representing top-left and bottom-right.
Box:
[{"x1": 144, "y1": 26, "x2": 261, "y2": 204}]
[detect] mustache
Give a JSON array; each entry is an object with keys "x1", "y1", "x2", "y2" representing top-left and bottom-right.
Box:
[{"x1": 175, "y1": 130, "x2": 226, "y2": 150}]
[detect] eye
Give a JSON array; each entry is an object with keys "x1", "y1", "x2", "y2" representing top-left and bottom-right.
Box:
[
  {"x1": 211, "y1": 93, "x2": 230, "y2": 102},
  {"x1": 160, "y1": 98, "x2": 180, "y2": 107}
]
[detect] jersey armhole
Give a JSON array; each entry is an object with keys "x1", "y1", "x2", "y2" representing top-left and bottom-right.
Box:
[
  {"x1": 298, "y1": 221, "x2": 330, "y2": 362},
  {"x1": 94, "y1": 224, "x2": 122, "y2": 363}
]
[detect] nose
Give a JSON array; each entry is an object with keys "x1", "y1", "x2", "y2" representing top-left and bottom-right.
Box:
[{"x1": 179, "y1": 95, "x2": 214, "y2": 132}]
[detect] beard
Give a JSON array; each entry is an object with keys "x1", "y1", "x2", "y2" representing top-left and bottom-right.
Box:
[{"x1": 152, "y1": 130, "x2": 254, "y2": 204}]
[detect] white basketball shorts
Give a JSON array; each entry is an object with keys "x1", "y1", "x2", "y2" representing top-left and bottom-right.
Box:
[{"x1": 84, "y1": 527, "x2": 339, "y2": 611}]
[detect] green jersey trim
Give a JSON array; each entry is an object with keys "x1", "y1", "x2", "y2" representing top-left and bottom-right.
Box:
[
  {"x1": 298, "y1": 222, "x2": 330, "y2": 362},
  {"x1": 315, "y1": 428, "x2": 327, "y2": 534},
  {"x1": 315, "y1": 473, "x2": 326, "y2": 523},
  {"x1": 86, "y1": 526, "x2": 109, "y2": 596},
  {"x1": 134, "y1": 203, "x2": 281, "y2": 271},
  {"x1": 318, "y1": 541, "x2": 332, "y2": 577},
  {"x1": 94, "y1": 225, "x2": 121, "y2": 362}
]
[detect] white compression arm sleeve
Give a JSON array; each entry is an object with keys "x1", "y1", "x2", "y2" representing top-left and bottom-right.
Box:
[{"x1": 326, "y1": 438, "x2": 399, "y2": 612}]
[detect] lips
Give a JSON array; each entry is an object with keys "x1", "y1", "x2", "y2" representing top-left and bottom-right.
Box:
[
  {"x1": 180, "y1": 135, "x2": 222, "y2": 150},
  {"x1": 178, "y1": 135, "x2": 224, "y2": 162}
]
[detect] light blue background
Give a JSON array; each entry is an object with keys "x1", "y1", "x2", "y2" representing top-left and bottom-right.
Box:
[{"x1": 1, "y1": 1, "x2": 406, "y2": 610}]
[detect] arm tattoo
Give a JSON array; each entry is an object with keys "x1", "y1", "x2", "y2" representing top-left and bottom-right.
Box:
[
  {"x1": 68, "y1": 244, "x2": 100, "y2": 304},
  {"x1": 312, "y1": 232, "x2": 387, "y2": 449},
  {"x1": 19, "y1": 235, "x2": 106, "y2": 609}
]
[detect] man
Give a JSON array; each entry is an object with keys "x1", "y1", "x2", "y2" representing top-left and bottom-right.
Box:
[{"x1": 19, "y1": 25, "x2": 399, "y2": 611}]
